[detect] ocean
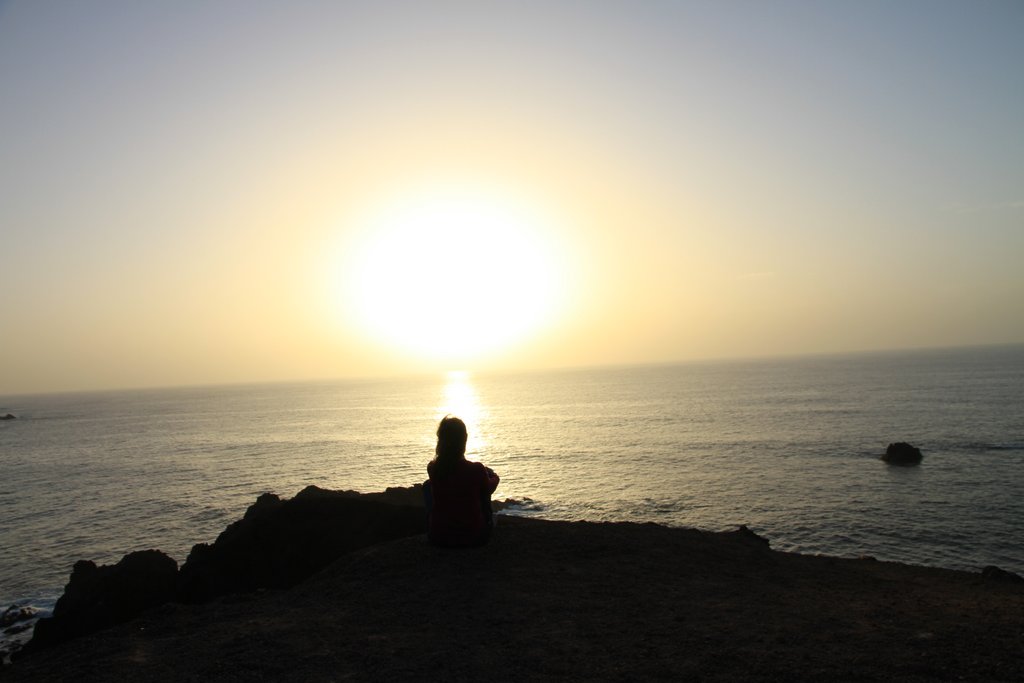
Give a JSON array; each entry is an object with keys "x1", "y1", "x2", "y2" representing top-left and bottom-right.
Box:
[{"x1": 2, "y1": 344, "x2": 1023, "y2": 639}]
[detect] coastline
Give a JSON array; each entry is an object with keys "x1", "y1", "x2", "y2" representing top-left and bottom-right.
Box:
[
  {"x1": 5, "y1": 347, "x2": 1023, "y2": 609},
  {"x1": 6, "y1": 511, "x2": 1022, "y2": 681}
]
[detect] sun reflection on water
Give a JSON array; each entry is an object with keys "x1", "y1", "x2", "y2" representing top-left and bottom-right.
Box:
[{"x1": 436, "y1": 370, "x2": 488, "y2": 461}]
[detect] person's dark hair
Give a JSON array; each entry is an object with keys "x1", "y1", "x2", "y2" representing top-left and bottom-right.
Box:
[{"x1": 431, "y1": 415, "x2": 468, "y2": 477}]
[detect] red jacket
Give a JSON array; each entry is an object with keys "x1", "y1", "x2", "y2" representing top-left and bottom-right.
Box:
[{"x1": 427, "y1": 459, "x2": 500, "y2": 546}]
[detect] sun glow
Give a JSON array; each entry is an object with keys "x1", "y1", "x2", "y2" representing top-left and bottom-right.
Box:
[
  {"x1": 437, "y1": 370, "x2": 488, "y2": 458},
  {"x1": 338, "y1": 185, "x2": 569, "y2": 362}
]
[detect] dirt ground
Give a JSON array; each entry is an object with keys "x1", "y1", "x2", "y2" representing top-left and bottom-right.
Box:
[{"x1": 5, "y1": 516, "x2": 1022, "y2": 682}]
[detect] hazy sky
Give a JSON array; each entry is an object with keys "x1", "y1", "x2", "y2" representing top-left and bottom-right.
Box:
[{"x1": 2, "y1": 1, "x2": 1022, "y2": 394}]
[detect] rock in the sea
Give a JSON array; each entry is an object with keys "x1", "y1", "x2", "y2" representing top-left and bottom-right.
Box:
[
  {"x1": 176, "y1": 485, "x2": 426, "y2": 603},
  {"x1": 0, "y1": 413, "x2": 15, "y2": 420},
  {"x1": 882, "y1": 442, "x2": 923, "y2": 465},
  {"x1": 0, "y1": 605, "x2": 37, "y2": 628},
  {"x1": 26, "y1": 549, "x2": 177, "y2": 652}
]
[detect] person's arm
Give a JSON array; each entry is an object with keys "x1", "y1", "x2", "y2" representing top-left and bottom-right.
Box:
[{"x1": 482, "y1": 465, "x2": 499, "y2": 494}]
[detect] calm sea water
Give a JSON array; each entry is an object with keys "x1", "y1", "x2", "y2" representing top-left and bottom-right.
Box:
[{"x1": 2, "y1": 345, "x2": 1023, "y2": 630}]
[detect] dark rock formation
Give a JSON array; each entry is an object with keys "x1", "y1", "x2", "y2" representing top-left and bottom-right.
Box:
[
  {"x1": 1, "y1": 605, "x2": 37, "y2": 630},
  {"x1": 733, "y1": 525, "x2": 771, "y2": 548},
  {"x1": 882, "y1": 442, "x2": 923, "y2": 465},
  {"x1": 1, "y1": 413, "x2": 15, "y2": 420},
  {"x1": 981, "y1": 565, "x2": 1024, "y2": 583},
  {"x1": 26, "y1": 550, "x2": 177, "y2": 652},
  {"x1": 339, "y1": 483, "x2": 428, "y2": 507},
  {"x1": 20, "y1": 485, "x2": 439, "y2": 655},
  {"x1": 8, "y1": 516, "x2": 1024, "y2": 683},
  {"x1": 338, "y1": 482, "x2": 510, "y2": 513},
  {"x1": 176, "y1": 485, "x2": 426, "y2": 603}
]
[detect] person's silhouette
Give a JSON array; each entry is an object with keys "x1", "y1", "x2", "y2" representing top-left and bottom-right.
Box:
[{"x1": 423, "y1": 416, "x2": 499, "y2": 547}]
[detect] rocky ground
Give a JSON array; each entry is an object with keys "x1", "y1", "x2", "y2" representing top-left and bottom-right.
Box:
[{"x1": 5, "y1": 515, "x2": 1022, "y2": 682}]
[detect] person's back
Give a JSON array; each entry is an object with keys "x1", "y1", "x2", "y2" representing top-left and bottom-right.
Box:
[
  {"x1": 425, "y1": 416, "x2": 500, "y2": 547},
  {"x1": 427, "y1": 458, "x2": 499, "y2": 546}
]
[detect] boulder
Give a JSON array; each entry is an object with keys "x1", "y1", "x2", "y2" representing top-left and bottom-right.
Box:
[
  {"x1": 176, "y1": 485, "x2": 426, "y2": 603},
  {"x1": 882, "y1": 442, "x2": 923, "y2": 465},
  {"x1": 0, "y1": 605, "x2": 37, "y2": 628},
  {"x1": 1, "y1": 413, "x2": 15, "y2": 420},
  {"x1": 26, "y1": 549, "x2": 177, "y2": 652}
]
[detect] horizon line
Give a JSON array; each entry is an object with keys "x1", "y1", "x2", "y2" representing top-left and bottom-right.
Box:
[{"x1": 2, "y1": 340, "x2": 1023, "y2": 399}]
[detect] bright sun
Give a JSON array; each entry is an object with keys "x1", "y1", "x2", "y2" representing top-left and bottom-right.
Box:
[{"x1": 338, "y1": 185, "x2": 568, "y2": 362}]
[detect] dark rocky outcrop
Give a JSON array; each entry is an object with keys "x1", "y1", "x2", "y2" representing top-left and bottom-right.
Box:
[
  {"x1": 1, "y1": 413, "x2": 15, "y2": 420},
  {"x1": 1, "y1": 606, "x2": 38, "y2": 635},
  {"x1": 882, "y1": 441, "x2": 923, "y2": 465},
  {"x1": 9, "y1": 517, "x2": 1024, "y2": 682},
  {"x1": 21, "y1": 485, "x2": 429, "y2": 656},
  {"x1": 176, "y1": 485, "x2": 426, "y2": 602},
  {"x1": 982, "y1": 565, "x2": 1024, "y2": 583},
  {"x1": 25, "y1": 550, "x2": 177, "y2": 652},
  {"x1": 339, "y1": 483, "x2": 512, "y2": 513},
  {"x1": 734, "y1": 524, "x2": 771, "y2": 548}
]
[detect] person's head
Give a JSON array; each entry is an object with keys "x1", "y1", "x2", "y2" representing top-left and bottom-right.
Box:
[{"x1": 435, "y1": 415, "x2": 468, "y2": 463}]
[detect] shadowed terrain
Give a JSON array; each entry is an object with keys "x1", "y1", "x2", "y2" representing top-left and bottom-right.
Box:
[{"x1": 6, "y1": 514, "x2": 1022, "y2": 682}]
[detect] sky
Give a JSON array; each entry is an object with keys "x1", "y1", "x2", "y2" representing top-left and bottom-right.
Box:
[{"x1": 1, "y1": 1, "x2": 1022, "y2": 394}]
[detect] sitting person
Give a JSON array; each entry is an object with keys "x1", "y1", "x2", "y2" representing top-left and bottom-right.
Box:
[{"x1": 424, "y1": 415, "x2": 500, "y2": 547}]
